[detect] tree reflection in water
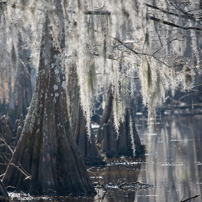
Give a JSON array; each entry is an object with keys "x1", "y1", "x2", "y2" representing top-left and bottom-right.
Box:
[
  {"x1": 91, "y1": 158, "x2": 145, "y2": 202},
  {"x1": 7, "y1": 115, "x2": 202, "y2": 202},
  {"x1": 137, "y1": 115, "x2": 202, "y2": 202}
]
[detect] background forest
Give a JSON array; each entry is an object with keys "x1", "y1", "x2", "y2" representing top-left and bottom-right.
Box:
[{"x1": 0, "y1": 0, "x2": 202, "y2": 201}]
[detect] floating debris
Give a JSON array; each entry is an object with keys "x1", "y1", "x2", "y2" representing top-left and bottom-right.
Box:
[
  {"x1": 119, "y1": 182, "x2": 153, "y2": 192},
  {"x1": 160, "y1": 163, "x2": 184, "y2": 167}
]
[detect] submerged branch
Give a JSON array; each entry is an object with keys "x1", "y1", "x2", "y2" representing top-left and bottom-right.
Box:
[{"x1": 181, "y1": 195, "x2": 200, "y2": 202}]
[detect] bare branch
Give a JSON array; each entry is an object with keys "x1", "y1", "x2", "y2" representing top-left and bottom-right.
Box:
[
  {"x1": 0, "y1": 173, "x2": 5, "y2": 179},
  {"x1": 166, "y1": 0, "x2": 197, "y2": 22},
  {"x1": 146, "y1": 3, "x2": 183, "y2": 18},
  {"x1": 9, "y1": 163, "x2": 32, "y2": 180},
  {"x1": 148, "y1": 16, "x2": 202, "y2": 31},
  {"x1": 113, "y1": 37, "x2": 171, "y2": 67},
  {"x1": 18, "y1": 162, "x2": 31, "y2": 178},
  {"x1": 18, "y1": 58, "x2": 36, "y2": 84},
  {"x1": 145, "y1": 3, "x2": 201, "y2": 24},
  {"x1": 0, "y1": 135, "x2": 14, "y2": 154},
  {"x1": 152, "y1": 36, "x2": 180, "y2": 55},
  {"x1": 0, "y1": 150, "x2": 32, "y2": 180},
  {"x1": 113, "y1": 37, "x2": 141, "y2": 57}
]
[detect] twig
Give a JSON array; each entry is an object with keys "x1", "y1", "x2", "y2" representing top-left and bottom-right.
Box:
[
  {"x1": 0, "y1": 173, "x2": 5, "y2": 178},
  {"x1": 0, "y1": 154, "x2": 32, "y2": 180},
  {"x1": 113, "y1": 37, "x2": 141, "y2": 58},
  {"x1": 5, "y1": 186, "x2": 16, "y2": 190},
  {"x1": 10, "y1": 163, "x2": 32, "y2": 180},
  {"x1": 47, "y1": 189, "x2": 56, "y2": 194},
  {"x1": 152, "y1": 37, "x2": 179, "y2": 55},
  {"x1": 113, "y1": 37, "x2": 171, "y2": 67},
  {"x1": 18, "y1": 162, "x2": 31, "y2": 177},
  {"x1": 87, "y1": 166, "x2": 95, "y2": 172},
  {"x1": 181, "y1": 195, "x2": 200, "y2": 202},
  {"x1": 148, "y1": 16, "x2": 202, "y2": 31},
  {"x1": 18, "y1": 58, "x2": 36, "y2": 84},
  {"x1": 0, "y1": 135, "x2": 14, "y2": 154},
  {"x1": 165, "y1": 0, "x2": 198, "y2": 23},
  {"x1": 146, "y1": 3, "x2": 183, "y2": 18},
  {"x1": 0, "y1": 153, "x2": 10, "y2": 164},
  {"x1": 145, "y1": 3, "x2": 199, "y2": 23}
]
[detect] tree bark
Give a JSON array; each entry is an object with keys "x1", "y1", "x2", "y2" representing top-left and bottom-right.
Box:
[
  {"x1": 97, "y1": 86, "x2": 113, "y2": 144},
  {"x1": 67, "y1": 56, "x2": 105, "y2": 166},
  {"x1": 0, "y1": 181, "x2": 9, "y2": 198},
  {"x1": 13, "y1": 34, "x2": 33, "y2": 119},
  {"x1": 0, "y1": 116, "x2": 13, "y2": 174},
  {"x1": 75, "y1": 105, "x2": 106, "y2": 166},
  {"x1": 67, "y1": 62, "x2": 80, "y2": 131},
  {"x1": 97, "y1": 88, "x2": 145, "y2": 158},
  {"x1": 2, "y1": 15, "x2": 96, "y2": 196}
]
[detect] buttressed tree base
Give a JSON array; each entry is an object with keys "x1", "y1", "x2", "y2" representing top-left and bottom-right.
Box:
[{"x1": 3, "y1": 14, "x2": 96, "y2": 196}]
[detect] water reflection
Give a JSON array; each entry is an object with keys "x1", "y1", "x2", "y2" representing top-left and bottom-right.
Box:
[
  {"x1": 92, "y1": 158, "x2": 145, "y2": 202},
  {"x1": 8, "y1": 115, "x2": 202, "y2": 202},
  {"x1": 137, "y1": 115, "x2": 202, "y2": 202}
]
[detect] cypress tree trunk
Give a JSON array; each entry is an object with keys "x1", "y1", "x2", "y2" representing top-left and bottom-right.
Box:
[
  {"x1": 97, "y1": 87, "x2": 145, "y2": 158},
  {"x1": 75, "y1": 105, "x2": 106, "y2": 166},
  {"x1": 0, "y1": 181, "x2": 9, "y2": 198},
  {"x1": 67, "y1": 62, "x2": 105, "y2": 166},
  {"x1": 2, "y1": 15, "x2": 96, "y2": 196},
  {"x1": 13, "y1": 35, "x2": 33, "y2": 119},
  {"x1": 97, "y1": 86, "x2": 113, "y2": 144},
  {"x1": 67, "y1": 63, "x2": 80, "y2": 131},
  {"x1": 0, "y1": 116, "x2": 13, "y2": 174}
]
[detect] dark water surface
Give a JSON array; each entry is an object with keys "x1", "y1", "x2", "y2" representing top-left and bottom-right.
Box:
[{"x1": 9, "y1": 115, "x2": 202, "y2": 202}]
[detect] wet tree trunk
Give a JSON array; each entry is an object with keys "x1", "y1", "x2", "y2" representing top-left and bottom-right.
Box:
[
  {"x1": 75, "y1": 105, "x2": 106, "y2": 166},
  {"x1": 2, "y1": 15, "x2": 96, "y2": 196},
  {"x1": 67, "y1": 63, "x2": 80, "y2": 131},
  {"x1": 0, "y1": 116, "x2": 13, "y2": 174},
  {"x1": 67, "y1": 62, "x2": 105, "y2": 166},
  {"x1": 14, "y1": 114, "x2": 24, "y2": 146},
  {"x1": 13, "y1": 35, "x2": 33, "y2": 119},
  {"x1": 97, "y1": 86, "x2": 113, "y2": 144},
  {"x1": 0, "y1": 181, "x2": 9, "y2": 198},
  {"x1": 97, "y1": 88, "x2": 145, "y2": 158}
]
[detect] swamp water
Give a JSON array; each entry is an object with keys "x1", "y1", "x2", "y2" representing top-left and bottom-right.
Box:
[{"x1": 8, "y1": 115, "x2": 202, "y2": 202}]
